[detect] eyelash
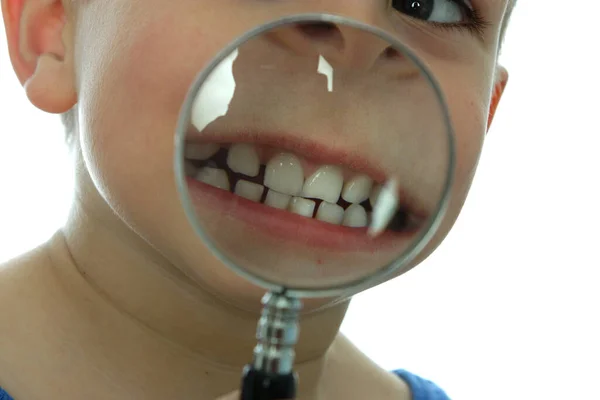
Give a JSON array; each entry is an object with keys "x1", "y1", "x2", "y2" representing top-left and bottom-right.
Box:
[
  {"x1": 432, "y1": 0, "x2": 489, "y2": 38},
  {"x1": 393, "y1": 0, "x2": 490, "y2": 39}
]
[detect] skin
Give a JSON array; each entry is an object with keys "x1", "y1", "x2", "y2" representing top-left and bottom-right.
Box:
[{"x1": 0, "y1": 0, "x2": 511, "y2": 399}]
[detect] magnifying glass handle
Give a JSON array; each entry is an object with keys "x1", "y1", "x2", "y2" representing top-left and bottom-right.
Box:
[
  {"x1": 240, "y1": 291, "x2": 302, "y2": 400},
  {"x1": 241, "y1": 366, "x2": 297, "y2": 400}
]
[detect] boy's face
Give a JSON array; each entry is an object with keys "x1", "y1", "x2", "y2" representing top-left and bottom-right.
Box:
[{"x1": 4, "y1": 0, "x2": 510, "y2": 305}]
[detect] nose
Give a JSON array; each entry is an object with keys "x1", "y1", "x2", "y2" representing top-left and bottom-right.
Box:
[{"x1": 266, "y1": 20, "x2": 405, "y2": 71}]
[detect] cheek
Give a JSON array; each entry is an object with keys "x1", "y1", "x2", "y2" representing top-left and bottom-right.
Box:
[
  {"x1": 74, "y1": 4, "x2": 241, "y2": 243},
  {"x1": 401, "y1": 60, "x2": 492, "y2": 269},
  {"x1": 436, "y1": 62, "x2": 491, "y2": 193}
]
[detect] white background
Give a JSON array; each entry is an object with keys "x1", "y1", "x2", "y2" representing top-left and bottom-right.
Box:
[{"x1": 2, "y1": 2, "x2": 600, "y2": 399}]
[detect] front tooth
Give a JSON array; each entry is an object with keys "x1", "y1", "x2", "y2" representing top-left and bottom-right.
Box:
[
  {"x1": 342, "y1": 174, "x2": 373, "y2": 204},
  {"x1": 196, "y1": 167, "x2": 230, "y2": 190},
  {"x1": 370, "y1": 183, "x2": 382, "y2": 207},
  {"x1": 185, "y1": 143, "x2": 220, "y2": 160},
  {"x1": 265, "y1": 190, "x2": 291, "y2": 210},
  {"x1": 234, "y1": 180, "x2": 264, "y2": 202},
  {"x1": 316, "y1": 202, "x2": 344, "y2": 225},
  {"x1": 342, "y1": 204, "x2": 368, "y2": 227},
  {"x1": 264, "y1": 153, "x2": 304, "y2": 196},
  {"x1": 301, "y1": 165, "x2": 343, "y2": 203},
  {"x1": 288, "y1": 197, "x2": 315, "y2": 218},
  {"x1": 227, "y1": 143, "x2": 260, "y2": 177}
]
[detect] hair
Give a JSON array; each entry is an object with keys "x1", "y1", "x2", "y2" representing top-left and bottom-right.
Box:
[
  {"x1": 501, "y1": 0, "x2": 517, "y2": 52},
  {"x1": 59, "y1": 1, "x2": 517, "y2": 141}
]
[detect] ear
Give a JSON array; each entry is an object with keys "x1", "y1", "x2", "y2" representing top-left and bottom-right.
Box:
[
  {"x1": 2, "y1": 0, "x2": 76, "y2": 113},
  {"x1": 486, "y1": 65, "x2": 509, "y2": 132}
]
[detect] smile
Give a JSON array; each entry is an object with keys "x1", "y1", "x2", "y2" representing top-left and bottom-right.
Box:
[{"x1": 184, "y1": 136, "x2": 423, "y2": 234}]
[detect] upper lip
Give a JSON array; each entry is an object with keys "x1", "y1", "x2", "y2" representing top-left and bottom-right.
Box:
[{"x1": 185, "y1": 130, "x2": 430, "y2": 219}]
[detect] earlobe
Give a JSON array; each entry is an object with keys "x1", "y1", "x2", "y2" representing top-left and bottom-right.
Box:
[
  {"x1": 487, "y1": 66, "x2": 509, "y2": 132},
  {"x1": 2, "y1": 0, "x2": 77, "y2": 114}
]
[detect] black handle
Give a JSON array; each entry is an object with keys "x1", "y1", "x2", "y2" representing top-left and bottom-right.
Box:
[{"x1": 240, "y1": 365, "x2": 297, "y2": 400}]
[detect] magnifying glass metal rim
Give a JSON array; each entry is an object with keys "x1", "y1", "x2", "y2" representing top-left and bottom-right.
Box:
[{"x1": 174, "y1": 13, "x2": 456, "y2": 299}]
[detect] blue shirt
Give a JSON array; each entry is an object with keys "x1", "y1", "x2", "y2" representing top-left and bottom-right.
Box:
[{"x1": 0, "y1": 369, "x2": 449, "y2": 399}]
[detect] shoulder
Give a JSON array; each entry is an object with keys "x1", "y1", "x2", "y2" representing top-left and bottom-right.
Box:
[
  {"x1": 0, "y1": 387, "x2": 13, "y2": 400},
  {"x1": 331, "y1": 335, "x2": 451, "y2": 400},
  {"x1": 0, "y1": 388, "x2": 13, "y2": 400},
  {"x1": 0, "y1": 246, "x2": 57, "y2": 393},
  {"x1": 394, "y1": 369, "x2": 451, "y2": 400},
  {"x1": 0, "y1": 245, "x2": 53, "y2": 320}
]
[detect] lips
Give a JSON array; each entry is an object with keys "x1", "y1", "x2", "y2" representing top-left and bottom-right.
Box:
[
  {"x1": 182, "y1": 132, "x2": 426, "y2": 252},
  {"x1": 186, "y1": 177, "x2": 404, "y2": 252}
]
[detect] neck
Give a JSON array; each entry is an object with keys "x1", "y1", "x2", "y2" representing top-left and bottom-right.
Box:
[{"x1": 46, "y1": 161, "x2": 350, "y2": 395}]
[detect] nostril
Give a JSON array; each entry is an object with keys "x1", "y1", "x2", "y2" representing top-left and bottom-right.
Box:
[
  {"x1": 383, "y1": 47, "x2": 403, "y2": 60},
  {"x1": 296, "y1": 22, "x2": 344, "y2": 51},
  {"x1": 297, "y1": 22, "x2": 337, "y2": 37}
]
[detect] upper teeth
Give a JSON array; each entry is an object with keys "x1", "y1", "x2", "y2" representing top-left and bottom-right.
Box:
[
  {"x1": 227, "y1": 143, "x2": 260, "y2": 177},
  {"x1": 264, "y1": 153, "x2": 304, "y2": 196},
  {"x1": 301, "y1": 165, "x2": 344, "y2": 203},
  {"x1": 342, "y1": 174, "x2": 373, "y2": 204},
  {"x1": 187, "y1": 143, "x2": 389, "y2": 228}
]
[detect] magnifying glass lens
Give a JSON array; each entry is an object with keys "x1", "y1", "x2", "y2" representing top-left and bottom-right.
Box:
[{"x1": 176, "y1": 18, "x2": 453, "y2": 293}]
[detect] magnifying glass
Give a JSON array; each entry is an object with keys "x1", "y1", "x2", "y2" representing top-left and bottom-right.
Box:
[{"x1": 174, "y1": 14, "x2": 455, "y2": 400}]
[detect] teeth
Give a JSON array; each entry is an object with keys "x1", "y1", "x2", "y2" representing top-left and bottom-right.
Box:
[
  {"x1": 234, "y1": 180, "x2": 264, "y2": 202},
  {"x1": 316, "y1": 202, "x2": 344, "y2": 225},
  {"x1": 194, "y1": 144, "x2": 387, "y2": 228},
  {"x1": 301, "y1": 165, "x2": 343, "y2": 203},
  {"x1": 185, "y1": 143, "x2": 220, "y2": 161},
  {"x1": 227, "y1": 143, "x2": 260, "y2": 177},
  {"x1": 370, "y1": 183, "x2": 382, "y2": 207},
  {"x1": 342, "y1": 204, "x2": 368, "y2": 227},
  {"x1": 264, "y1": 190, "x2": 291, "y2": 210},
  {"x1": 368, "y1": 179, "x2": 400, "y2": 237},
  {"x1": 342, "y1": 174, "x2": 373, "y2": 204},
  {"x1": 288, "y1": 197, "x2": 315, "y2": 218},
  {"x1": 264, "y1": 153, "x2": 304, "y2": 196},
  {"x1": 185, "y1": 161, "x2": 198, "y2": 177},
  {"x1": 196, "y1": 167, "x2": 230, "y2": 190}
]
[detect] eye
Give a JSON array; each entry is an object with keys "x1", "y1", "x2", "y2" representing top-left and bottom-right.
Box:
[{"x1": 391, "y1": 0, "x2": 468, "y2": 24}]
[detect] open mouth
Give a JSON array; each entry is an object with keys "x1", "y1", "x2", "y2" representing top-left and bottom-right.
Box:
[{"x1": 184, "y1": 139, "x2": 423, "y2": 234}]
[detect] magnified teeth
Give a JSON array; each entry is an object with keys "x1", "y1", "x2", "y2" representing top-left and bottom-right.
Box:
[
  {"x1": 342, "y1": 204, "x2": 368, "y2": 227},
  {"x1": 227, "y1": 143, "x2": 260, "y2": 177},
  {"x1": 196, "y1": 167, "x2": 230, "y2": 191},
  {"x1": 301, "y1": 165, "x2": 343, "y2": 203},
  {"x1": 370, "y1": 183, "x2": 382, "y2": 207},
  {"x1": 185, "y1": 143, "x2": 220, "y2": 161},
  {"x1": 288, "y1": 197, "x2": 316, "y2": 218},
  {"x1": 234, "y1": 180, "x2": 264, "y2": 202},
  {"x1": 342, "y1": 174, "x2": 373, "y2": 204},
  {"x1": 188, "y1": 144, "x2": 414, "y2": 231},
  {"x1": 368, "y1": 179, "x2": 400, "y2": 237},
  {"x1": 316, "y1": 202, "x2": 344, "y2": 225},
  {"x1": 185, "y1": 161, "x2": 198, "y2": 177},
  {"x1": 264, "y1": 153, "x2": 304, "y2": 196},
  {"x1": 265, "y1": 190, "x2": 291, "y2": 210}
]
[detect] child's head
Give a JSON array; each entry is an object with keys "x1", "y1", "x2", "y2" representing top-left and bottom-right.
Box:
[{"x1": 3, "y1": 0, "x2": 514, "y2": 307}]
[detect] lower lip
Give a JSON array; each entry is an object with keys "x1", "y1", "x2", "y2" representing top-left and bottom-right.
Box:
[{"x1": 186, "y1": 178, "x2": 414, "y2": 253}]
